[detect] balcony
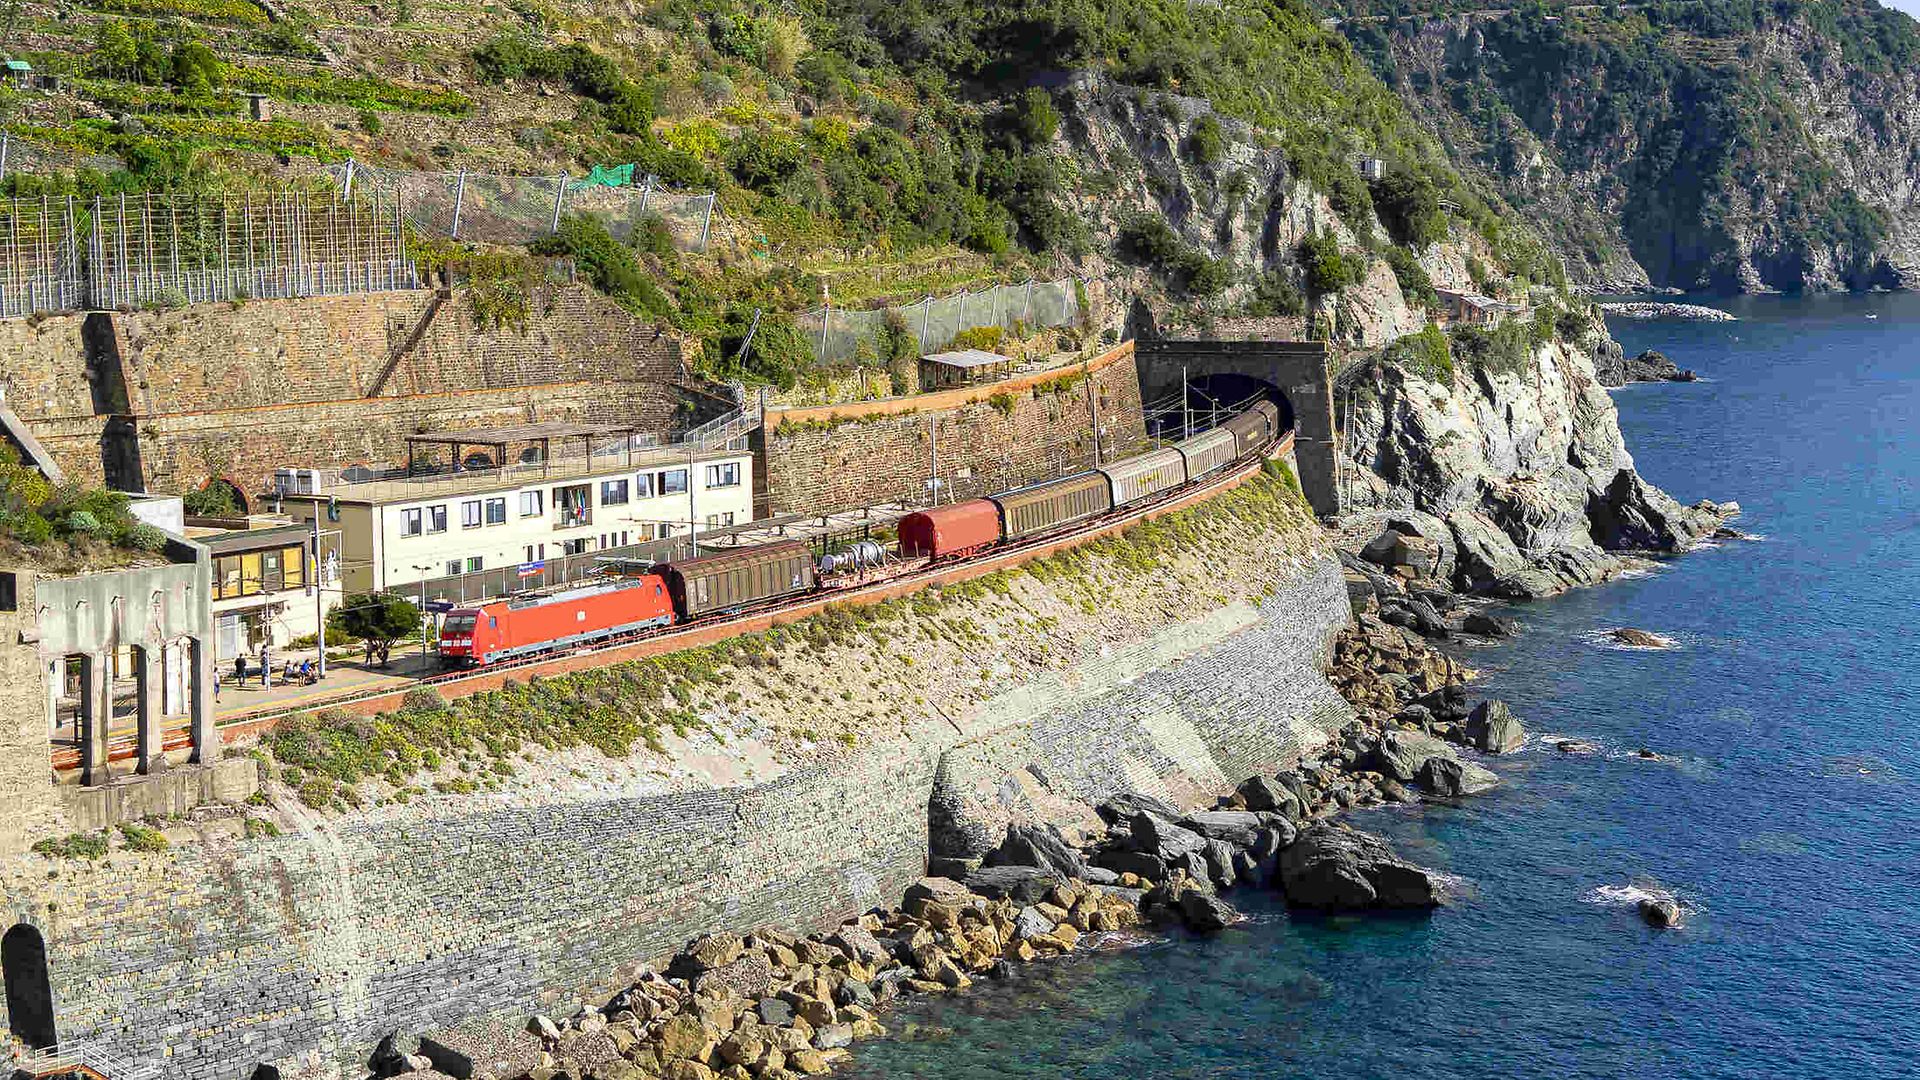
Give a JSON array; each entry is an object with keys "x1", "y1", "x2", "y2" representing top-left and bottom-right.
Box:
[{"x1": 555, "y1": 506, "x2": 593, "y2": 529}]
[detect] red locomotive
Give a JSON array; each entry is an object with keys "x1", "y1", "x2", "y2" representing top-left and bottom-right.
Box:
[{"x1": 439, "y1": 576, "x2": 674, "y2": 666}]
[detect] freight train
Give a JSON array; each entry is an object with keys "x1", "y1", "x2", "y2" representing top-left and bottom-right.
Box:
[{"x1": 437, "y1": 400, "x2": 1282, "y2": 667}]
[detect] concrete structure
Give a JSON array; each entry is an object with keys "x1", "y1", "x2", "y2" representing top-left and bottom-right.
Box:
[
  {"x1": 0, "y1": 284, "x2": 721, "y2": 500},
  {"x1": 286, "y1": 443, "x2": 755, "y2": 595},
  {"x1": 1133, "y1": 338, "x2": 1341, "y2": 516},
  {"x1": 1436, "y1": 288, "x2": 1518, "y2": 327},
  {"x1": 762, "y1": 342, "x2": 1147, "y2": 516}
]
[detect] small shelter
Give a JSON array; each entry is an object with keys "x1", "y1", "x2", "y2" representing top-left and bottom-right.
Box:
[
  {"x1": 3, "y1": 60, "x2": 32, "y2": 92},
  {"x1": 919, "y1": 348, "x2": 1014, "y2": 391}
]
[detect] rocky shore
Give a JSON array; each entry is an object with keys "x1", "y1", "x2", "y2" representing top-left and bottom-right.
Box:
[
  {"x1": 349, "y1": 604, "x2": 1519, "y2": 1080},
  {"x1": 1594, "y1": 348, "x2": 1699, "y2": 387},
  {"x1": 1598, "y1": 301, "x2": 1736, "y2": 322}
]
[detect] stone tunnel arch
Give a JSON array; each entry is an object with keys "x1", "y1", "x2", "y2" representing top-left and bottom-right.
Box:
[
  {"x1": 1172, "y1": 372, "x2": 1297, "y2": 440},
  {"x1": 3, "y1": 922, "x2": 58, "y2": 1050},
  {"x1": 1134, "y1": 338, "x2": 1340, "y2": 515}
]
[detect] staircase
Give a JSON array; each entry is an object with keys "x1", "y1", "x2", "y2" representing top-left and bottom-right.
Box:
[{"x1": 364, "y1": 287, "x2": 451, "y2": 397}]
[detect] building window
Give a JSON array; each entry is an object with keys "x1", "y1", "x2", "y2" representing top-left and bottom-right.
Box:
[
  {"x1": 519, "y1": 490, "x2": 543, "y2": 517},
  {"x1": 561, "y1": 538, "x2": 590, "y2": 556},
  {"x1": 401, "y1": 508, "x2": 423, "y2": 536},
  {"x1": 703, "y1": 462, "x2": 740, "y2": 488},
  {"x1": 658, "y1": 469, "x2": 688, "y2": 495},
  {"x1": 706, "y1": 512, "x2": 735, "y2": 527},
  {"x1": 523, "y1": 544, "x2": 544, "y2": 563},
  {"x1": 635, "y1": 524, "x2": 655, "y2": 542},
  {"x1": 634, "y1": 473, "x2": 655, "y2": 498},
  {"x1": 485, "y1": 497, "x2": 507, "y2": 525},
  {"x1": 466, "y1": 556, "x2": 484, "y2": 573},
  {"x1": 426, "y1": 505, "x2": 448, "y2": 533},
  {"x1": 601, "y1": 479, "x2": 629, "y2": 505},
  {"x1": 659, "y1": 523, "x2": 675, "y2": 538},
  {"x1": 0, "y1": 571, "x2": 14, "y2": 611},
  {"x1": 555, "y1": 484, "x2": 591, "y2": 528},
  {"x1": 446, "y1": 560, "x2": 462, "y2": 577},
  {"x1": 462, "y1": 500, "x2": 483, "y2": 528},
  {"x1": 281, "y1": 546, "x2": 306, "y2": 589}
]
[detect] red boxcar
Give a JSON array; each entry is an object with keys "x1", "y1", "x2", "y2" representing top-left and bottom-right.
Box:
[
  {"x1": 898, "y1": 499, "x2": 1004, "y2": 559},
  {"x1": 439, "y1": 576, "x2": 674, "y2": 665}
]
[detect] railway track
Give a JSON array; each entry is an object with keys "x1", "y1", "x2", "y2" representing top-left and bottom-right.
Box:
[{"x1": 68, "y1": 431, "x2": 1293, "y2": 760}]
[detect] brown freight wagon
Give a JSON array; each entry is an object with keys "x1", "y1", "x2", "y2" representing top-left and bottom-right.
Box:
[
  {"x1": 1222, "y1": 400, "x2": 1281, "y2": 459},
  {"x1": 992, "y1": 471, "x2": 1114, "y2": 540},
  {"x1": 1099, "y1": 446, "x2": 1188, "y2": 507},
  {"x1": 657, "y1": 540, "x2": 817, "y2": 618}
]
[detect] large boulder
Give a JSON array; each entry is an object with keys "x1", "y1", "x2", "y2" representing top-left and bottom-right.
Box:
[
  {"x1": 1278, "y1": 824, "x2": 1444, "y2": 910},
  {"x1": 1360, "y1": 529, "x2": 1442, "y2": 579},
  {"x1": 1096, "y1": 790, "x2": 1184, "y2": 824},
  {"x1": 1131, "y1": 812, "x2": 1208, "y2": 861},
  {"x1": 963, "y1": 865, "x2": 1061, "y2": 904},
  {"x1": 1370, "y1": 730, "x2": 1458, "y2": 783},
  {"x1": 1638, "y1": 897, "x2": 1684, "y2": 929},
  {"x1": 1415, "y1": 756, "x2": 1499, "y2": 797},
  {"x1": 1181, "y1": 810, "x2": 1264, "y2": 847},
  {"x1": 1175, "y1": 889, "x2": 1239, "y2": 933},
  {"x1": 1465, "y1": 700, "x2": 1526, "y2": 754},
  {"x1": 1235, "y1": 775, "x2": 1304, "y2": 819},
  {"x1": 985, "y1": 822, "x2": 1086, "y2": 880},
  {"x1": 1093, "y1": 848, "x2": 1167, "y2": 882}
]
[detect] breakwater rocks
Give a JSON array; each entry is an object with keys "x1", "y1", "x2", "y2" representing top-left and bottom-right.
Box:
[{"x1": 1598, "y1": 302, "x2": 1737, "y2": 322}]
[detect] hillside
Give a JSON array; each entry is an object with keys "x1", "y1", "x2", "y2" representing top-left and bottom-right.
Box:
[
  {"x1": 0, "y1": 0, "x2": 1594, "y2": 382},
  {"x1": 1335, "y1": 0, "x2": 1920, "y2": 292}
]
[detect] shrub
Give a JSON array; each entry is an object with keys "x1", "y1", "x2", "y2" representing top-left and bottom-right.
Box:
[
  {"x1": 31, "y1": 832, "x2": 110, "y2": 859},
  {"x1": 1188, "y1": 114, "x2": 1226, "y2": 166},
  {"x1": 1382, "y1": 246, "x2": 1438, "y2": 311},
  {"x1": 947, "y1": 325, "x2": 1006, "y2": 353},
  {"x1": 359, "y1": 110, "x2": 381, "y2": 135},
  {"x1": 65, "y1": 510, "x2": 102, "y2": 535},
  {"x1": 125, "y1": 523, "x2": 168, "y2": 552},
  {"x1": 530, "y1": 214, "x2": 672, "y2": 321},
  {"x1": 117, "y1": 821, "x2": 170, "y2": 852},
  {"x1": 1385, "y1": 323, "x2": 1453, "y2": 385},
  {"x1": 1244, "y1": 269, "x2": 1304, "y2": 317},
  {"x1": 1004, "y1": 87, "x2": 1061, "y2": 148},
  {"x1": 1371, "y1": 170, "x2": 1447, "y2": 247},
  {"x1": 1298, "y1": 231, "x2": 1358, "y2": 296}
]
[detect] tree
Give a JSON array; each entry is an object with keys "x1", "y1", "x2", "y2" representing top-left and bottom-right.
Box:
[
  {"x1": 329, "y1": 592, "x2": 423, "y2": 667},
  {"x1": 94, "y1": 20, "x2": 137, "y2": 79},
  {"x1": 170, "y1": 40, "x2": 224, "y2": 94},
  {"x1": 1298, "y1": 231, "x2": 1357, "y2": 296}
]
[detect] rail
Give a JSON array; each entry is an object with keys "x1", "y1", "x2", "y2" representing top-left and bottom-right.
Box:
[{"x1": 207, "y1": 427, "x2": 1295, "y2": 732}]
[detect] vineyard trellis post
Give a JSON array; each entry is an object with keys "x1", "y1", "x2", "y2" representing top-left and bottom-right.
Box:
[
  {"x1": 549, "y1": 174, "x2": 567, "y2": 233},
  {"x1": 450, "y1": 169, "x2": 468, "y2": 239},
  {"x1": 697, "y1": 196, "x2": 714, "y2": 252}
]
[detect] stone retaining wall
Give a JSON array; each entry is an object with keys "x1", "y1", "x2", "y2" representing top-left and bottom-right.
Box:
[{"x1": 0, "y1": 495, "x2": 1351, "y2": 1080}]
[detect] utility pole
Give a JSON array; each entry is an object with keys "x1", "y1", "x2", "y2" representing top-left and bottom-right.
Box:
[
  {"x1": 310, "y1": 512, "x2": 326, "y2": 681},
  {"x1": 1182, "y1": 364, "x2": 1191, "y2": 440},
  {"x1": 687, "y1": 447, "x2": 700, "y2": 558},
  {"x1": 409, "y1": 564, "x2": 434, "y2": 667},
  {"x1": 1084, "y1": 366, "x2": 1102, "y2": 465}
]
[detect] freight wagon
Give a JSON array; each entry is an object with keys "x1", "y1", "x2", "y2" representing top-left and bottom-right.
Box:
[
  {"x1": 657, "y1": 540, "x2": 817, "y2": 618},
  {"x1": 439, "y1": 577, "x2": 675, "y2": 665},
  {"x1": 1098, "y1": 446, "x2": 1188, "y2": 508},
  {"x1": 898, "y1": 499, "x2": 1003, "y2": 560},
  {"x1": 994, "y1": 471, "x2": 1114, "y2": 540},
  {"x1": 1222, "y1": 400, "x2": 1281, "y2": 460}
]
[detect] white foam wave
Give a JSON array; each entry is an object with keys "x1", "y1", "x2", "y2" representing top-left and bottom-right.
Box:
[
  {"x1": 1583, "y1": 627, "x2": 1681, "y2": 652},
  {"x1": 1581, "y1": 883, "x2": 1668, "y2": 907}
]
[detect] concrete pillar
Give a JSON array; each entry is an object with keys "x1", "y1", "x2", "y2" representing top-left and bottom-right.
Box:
[
  {"x1": 137, "y1": 647, "x2": 166, "y2": 775},
  {"x1": 188, "y1": 636, "x2": 216, "y2": 764},
  {"x1": 80, "y1": 652, "x2": 109, "y2": 787}
]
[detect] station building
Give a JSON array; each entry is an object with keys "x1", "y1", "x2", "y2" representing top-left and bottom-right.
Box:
[{"x1": 284, "y1": 423, "x2": 755, "y2": 597}]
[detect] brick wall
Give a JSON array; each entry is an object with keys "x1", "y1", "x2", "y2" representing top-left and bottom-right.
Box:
[
  {"x1": 0, "y1": 286, "x2": 699, "y2": 497},
  {"x1": 0, "y1": 532, "x2": 1352, "y2": 1080},
  {"x1": 763, "y1": 343, "x2": 1147, "y2": 513}
]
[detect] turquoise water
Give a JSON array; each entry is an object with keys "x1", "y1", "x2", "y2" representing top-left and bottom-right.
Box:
[{"x1": 843, "y1": 294, "x2": 1920, "y2": 1079}]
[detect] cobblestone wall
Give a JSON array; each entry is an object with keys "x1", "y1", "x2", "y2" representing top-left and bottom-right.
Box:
[
  {"x1": 0, "y1": 509, "x2": 1351, "y2": 1080},
  {"x1": 763, "y1": 346, "x2": 1148, "y2": 513}
]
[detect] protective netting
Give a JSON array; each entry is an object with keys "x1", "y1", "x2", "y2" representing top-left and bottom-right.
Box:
[
  {"x1": 325, "y1": 160, "x2": 717, "y2": 251},
  {"x1": 795, "y1": 278, "x2": 1084, "y2": 365},
  {"x1": 0, "y1": 197, "x2": 84, "y2": 318}
]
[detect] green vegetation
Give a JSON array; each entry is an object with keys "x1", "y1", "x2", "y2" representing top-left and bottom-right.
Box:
[
  {"x1": 0, "y1": 446, "x2": 169, "y2": 560},
  {"x1": 31, "y1": 831, "x2": 111, "y2": 860},
  {"x1": 266, "y1": 458, "x2": 1314, "y2": 809},
  {"x1": 1385, "y1": 323, "x2": 1453, "y2": 385},
  {"x1": 1118, "y1": 213, "x2": 1231, "y2": 297},
  {"x1": 1298, "y1": 231, "x2": 1360, "y2": 297},
  {"x1": 328, "y1": 592, "x2": 424, "y2": 663},
  {"x1": 117, "y1": 821, "x2": 171, "y2": 852},
  {"x1": 1382, "y1": 246, "x2": 1438, "y2": 312}
]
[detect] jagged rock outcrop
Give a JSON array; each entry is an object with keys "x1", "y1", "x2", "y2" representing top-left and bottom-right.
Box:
[
  {"x1": 1342, "y1": 320, "x2": 1727, "y2": 598},
  {"x1": 1593, "y1": 348, "x2": 1699, "y2": 387}
]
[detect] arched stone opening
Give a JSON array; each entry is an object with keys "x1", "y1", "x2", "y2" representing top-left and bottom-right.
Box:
[
  {"x1": 1155, "y1": 372, "x2": 1296, "y2": 441},
  {"x1": 3, "y1": 922, "x2": 58, "y2": 1050}
]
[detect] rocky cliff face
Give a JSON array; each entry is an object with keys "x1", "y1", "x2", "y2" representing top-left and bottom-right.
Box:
[
  {"x1": 1346, "y1": 6, "x2": 1920, "y2": 293},
  {"x1": 1339, "y1": 321, "x2": 1728, "y2": 598}
]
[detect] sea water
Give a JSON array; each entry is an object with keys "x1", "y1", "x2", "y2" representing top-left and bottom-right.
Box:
[{"x1": 841, "y1": 293, "x2": 1920, "y2": 1079}]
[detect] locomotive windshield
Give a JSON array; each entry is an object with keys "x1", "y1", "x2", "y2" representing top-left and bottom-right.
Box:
[{"x1": 442, "y1": 614, "x2": 477, "y2": 635}]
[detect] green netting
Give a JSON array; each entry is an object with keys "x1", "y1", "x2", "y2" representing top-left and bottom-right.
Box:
[
  {"x1": 578, "y1": 163, "x2": 636, "y2": 189},
  {"x1": 797, "y1": 279, "x2": 1083, "y2": 366}
]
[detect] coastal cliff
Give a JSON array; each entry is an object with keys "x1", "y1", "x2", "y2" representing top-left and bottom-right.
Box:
[
  {"x1": 1342, "y1": 2, "x2": 1920, "y2": 293},
  {"x1": 1340, "y1": 317, "x2": 1727, "y2": 598}
]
